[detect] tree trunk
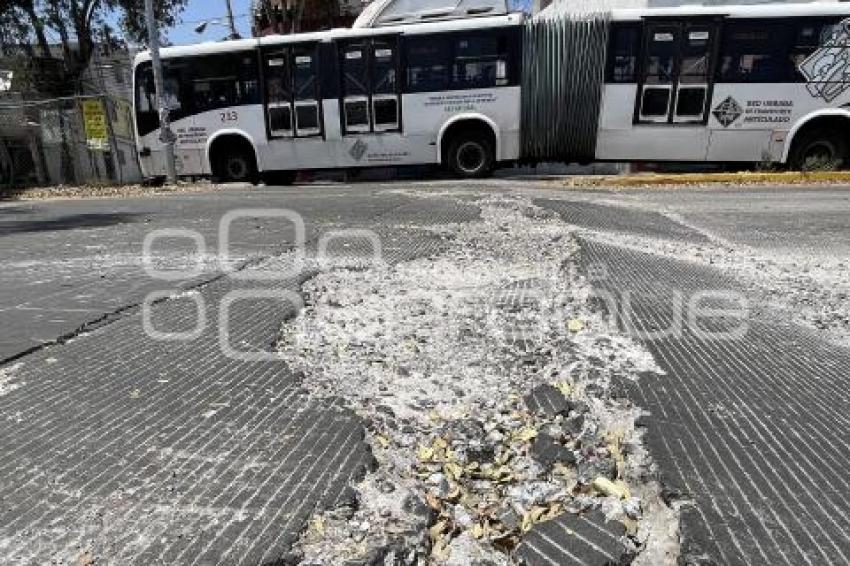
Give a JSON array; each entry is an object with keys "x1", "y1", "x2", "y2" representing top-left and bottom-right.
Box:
[
  {"x1": 74, "y1": 4, "x2": 96, "y2": 78},
  {"x1": 21, "y1": 2, "x2": 52, "y2": 59},
  {"x1": 47, "y1": 7, "x2": 75, "y2": 72},
  {"x1": 28, "y1": 130, "x2": 48, "y2": 186},
  {"x1": 0, "y1": 138, "x2": 14, "y2": 190}
]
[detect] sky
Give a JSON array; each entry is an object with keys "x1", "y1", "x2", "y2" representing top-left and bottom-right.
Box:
[
  {"x1": 164, "y1": 0, "x2": 533, "y2": 46},
  {"x1": 166, "y1": 0, "x2": 254, "y2": 46}
]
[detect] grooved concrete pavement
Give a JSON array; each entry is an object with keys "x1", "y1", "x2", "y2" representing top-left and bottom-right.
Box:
[
  {"x1": 0, "y1": 189, "x2": 413, "y2": 361},
  {"x1": 536, "y1": 191, "x2": 850, "y2": 566},
  {"x1": 3, "y1": 181, "x2": 849, "y2": 565},
  {"x1": 0, "y1": 184, "x2": 482, "y2": 564}
]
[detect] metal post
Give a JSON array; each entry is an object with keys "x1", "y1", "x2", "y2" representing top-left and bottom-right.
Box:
[
  {"x1": 225, "y1": 0, "x2": 239, "y2": 39},
  {"x1": 103, "y1": 95, "x2": 123, "y2": 185},
  {"x1": 144, "y1": 0, "x2": 177, "y2": 183}
]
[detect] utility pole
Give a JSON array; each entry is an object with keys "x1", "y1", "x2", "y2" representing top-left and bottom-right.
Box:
[
  {"x1": 225, "y1": 0, "x2": 239, "y2": 39},
  {"x1": 144, "y1": 0, "x2": 177, "y2": 183}
]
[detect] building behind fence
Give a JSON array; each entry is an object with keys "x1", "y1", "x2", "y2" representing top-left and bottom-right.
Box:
[{"x1": 0, "y1": 46, "x2": 142, "y2": 190}]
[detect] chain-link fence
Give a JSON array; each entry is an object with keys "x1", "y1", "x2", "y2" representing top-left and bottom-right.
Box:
[{"x1": 0, "y1": 93, "x2": 142, "y2": 194}]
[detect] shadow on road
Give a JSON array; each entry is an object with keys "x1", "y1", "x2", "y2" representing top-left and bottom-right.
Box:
[{"x1": 0, "y1": 212, "x2": 140, "y2": 236}]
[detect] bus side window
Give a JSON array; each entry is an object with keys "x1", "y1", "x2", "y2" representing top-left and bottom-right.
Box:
[
  {"x1": 372, "y1": 42, "x2": 397, "y2": 95},
  {"x1": 404, "y1": 38, "x2": 450, "y2": 93},
  {"x1": 137, "y1": 67, "x2": 156, "y2": 113},
  {"x1": 646, "y1": 30, "x2": 676, "y2": 84},
  {"x1": 372, "y1": 40, "x2": 399, "y2": 130},
  {"x1": 451, "y1": 33, "x2": 506, "y2": 89},
  {"x1": 163, "y1": 77, "x2": 182, "y2": 111},
  {"x1": 718, "y1": 21, "x2": 793, "y2": 83},
  {"x1": 266, "y1": 55, "x2": 292, "y2": 104},
  {"x1": 135, "y1": 62, "x2": 160, "y2": 137},
  {"x1": 341, "y1": 42, "x2": 370, "y2": 131},
  {"x1": 607, "y1": 24, "x2": 640, "y2": 83},
  {"x1": 790, "y1": 18, "x2": 847, "y2": 83},
  {"x1": 266, "y1": 51, "x2": 293, "y2": 136},
  {"x1": 192, "y1": 53, "x2": 260, "y2": 115},
  {"x1": 238, "y1": 54, "x2": 261, "y2": 105},
  {"x1": 161, "y1": 61, "x2": 186, "y2": 116},
  {"x1": 293, "y1": 47, "x2": 321, "y2": 135}
]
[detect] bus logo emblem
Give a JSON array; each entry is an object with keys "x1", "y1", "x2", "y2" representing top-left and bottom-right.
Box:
[
  {"x1": 349, "y1": 139, "x2": 368, "y2": 161},
  {"x1": 713, "y1": 97, "x2": 743, "y2": 128},
  {"x1": 799, "y1": 18, "x2": 850, "y2": 103}
]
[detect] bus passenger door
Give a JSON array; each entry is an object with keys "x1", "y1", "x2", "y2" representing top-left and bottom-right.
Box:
[
  {"x1": 338, "y1": 37, "x2": 402, "y2": 163},
  {"x1": 637, "y1": 24, "x2": 678, "y2": 124},
  {"x1": 262, "y1": 44, "x2": 325, "y2": 169},
  {"x1": 638, "y1": 21, "x2": 718, "y2": 124},
  {"x1": 292, "y1": 46, "x2": 322, "y2": 136},
  {"x1": 634, "y1": 20, "x2": 720, "y2": 159}
]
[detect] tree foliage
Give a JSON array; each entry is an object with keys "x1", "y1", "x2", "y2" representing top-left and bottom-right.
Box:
[
  {"x1": 254, "y1": 0, "x2": 308, "y2": 35},
  {"x1": 0, "y1": 0, "x2": 188, "y2": 93}
]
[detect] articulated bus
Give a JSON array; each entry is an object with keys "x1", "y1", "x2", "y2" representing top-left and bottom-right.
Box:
[
  {"x1": 596, "y1": 2, "x2": 850, "y2": 169},
  {"x1": 134, "y1": 12, "x2": 524, "y2": 183},
  {"x1": 133, "y1": 2, "x2": 850, "y2": 182}
]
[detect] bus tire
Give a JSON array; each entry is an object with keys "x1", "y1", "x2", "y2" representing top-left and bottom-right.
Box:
[
  {"x1": 263, "y1": 170, "x2": 296, "y2": 186},
  {"x1": 446, "y1": 134, "x2": 495, "y2": 179},
  {"x1": 215, "y1": 146, "x2": 258, "y2": 184},
  {"x1": 790, "y1": 128, "x2": 849, "y2": 171}
]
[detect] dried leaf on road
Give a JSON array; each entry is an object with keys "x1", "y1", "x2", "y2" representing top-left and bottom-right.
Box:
[{"x1": 592, "y1": 477, "x2": 631, "y2": 500}]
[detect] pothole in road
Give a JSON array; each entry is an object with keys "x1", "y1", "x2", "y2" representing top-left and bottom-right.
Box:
[{"x1": 276, "y1": 194, "x2": 679, "y2": 565}]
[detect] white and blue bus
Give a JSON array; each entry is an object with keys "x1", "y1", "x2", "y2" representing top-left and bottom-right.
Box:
[{"x1": 134, "y1": 2, "x2": 850, "y2": 182}]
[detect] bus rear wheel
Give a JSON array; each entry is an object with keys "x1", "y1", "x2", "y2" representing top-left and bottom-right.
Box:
[
  {"x1": 446, "y1": 135, "x2": 495, "y2": 179},
  {"x1": 791, "y1": 129, "x2": 849, "y2": 171}
]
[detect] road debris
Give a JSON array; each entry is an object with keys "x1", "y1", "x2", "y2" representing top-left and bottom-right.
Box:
[
  {"x1": 1, "y1": 181, "x2": 245, "y2": 202},
  {"x1": 281, "y1": 193, "x2": 676, "y2": 564},
  {"x1": 0, "y1": 363, "x2": 24, "y2": 397}
]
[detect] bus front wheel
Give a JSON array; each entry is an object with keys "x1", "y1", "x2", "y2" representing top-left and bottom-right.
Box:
[
  {"x1": 790, "y1": 129, "x2": 848, "y2": 171},
  {"x1": 446, "y1": 135, "x2": 495, "y2": 179},
  {"x1": 222, "y1": 149, "x2": 258, "y2": 183}
]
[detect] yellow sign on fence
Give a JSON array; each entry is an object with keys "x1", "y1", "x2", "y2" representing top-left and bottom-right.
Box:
[{"x1": 81, "y1": 99, "x2": 108, "y2": 151}]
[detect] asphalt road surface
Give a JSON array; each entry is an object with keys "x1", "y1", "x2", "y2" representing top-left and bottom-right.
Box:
[{"x1": 0, "y1": 180, "x2": 848, "y2": 565}]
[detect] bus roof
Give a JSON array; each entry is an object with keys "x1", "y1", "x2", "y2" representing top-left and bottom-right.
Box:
[
  {"x1": 612, "y1": 2, "x2": 850, "y2": 22},
  {"x1": 134, "y1": 13, "x2": 523, "y2": 66}
]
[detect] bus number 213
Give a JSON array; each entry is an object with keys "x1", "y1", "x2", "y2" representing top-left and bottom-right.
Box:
[{"x1": 220, "y1": 110, "x2": 238, "y2": 123}]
